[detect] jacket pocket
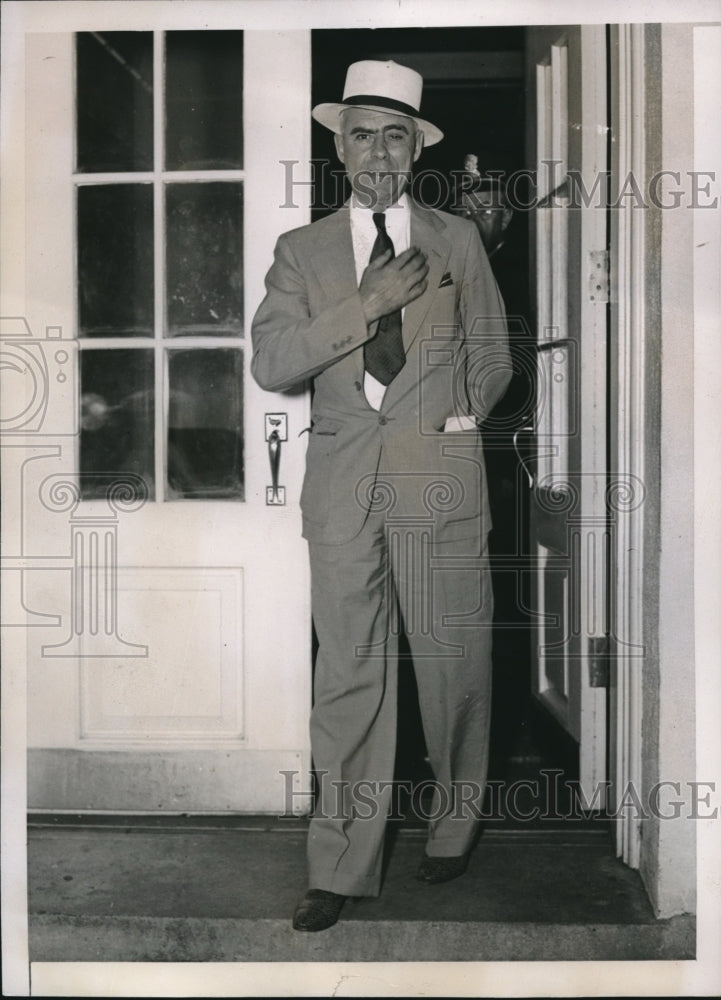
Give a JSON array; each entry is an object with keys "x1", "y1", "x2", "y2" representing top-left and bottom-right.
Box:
[
  {"x1": 300, "y1": 417, "x2": 343, "y2": 523},
  {"x1": 311, "y1": 416, "x2": 343, "y2": 436}
]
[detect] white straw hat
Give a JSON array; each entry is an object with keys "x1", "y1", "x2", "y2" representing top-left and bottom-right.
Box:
[{"x1": 312, "y1": 59, "x2": 444, "y2": 146}]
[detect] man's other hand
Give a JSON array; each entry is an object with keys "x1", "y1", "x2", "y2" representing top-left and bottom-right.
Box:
[{"x1": 359, "y1": 247, "x2": 429, "y2": 325}]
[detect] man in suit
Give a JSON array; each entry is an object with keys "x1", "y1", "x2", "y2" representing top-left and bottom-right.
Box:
[{"x1": 252, "y1": 60, "x2": 511, "y2": 931}]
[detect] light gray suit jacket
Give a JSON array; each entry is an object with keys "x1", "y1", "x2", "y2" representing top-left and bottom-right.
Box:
[{"x1": 251, "y1": 202, "x2": 511, "y2": 546}]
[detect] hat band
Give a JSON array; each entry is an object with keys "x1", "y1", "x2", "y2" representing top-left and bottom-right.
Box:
[{"x1": 343, "y1": 94, "x2": 420, "y2": 118}]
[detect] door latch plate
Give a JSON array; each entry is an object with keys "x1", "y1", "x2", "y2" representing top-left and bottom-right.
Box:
[
  {"x1": 589, "y1": 250, "x2": 609, "y2": 303},
  {"x1": 264, "y1": 412, "x2": 287, "y2": 442}
]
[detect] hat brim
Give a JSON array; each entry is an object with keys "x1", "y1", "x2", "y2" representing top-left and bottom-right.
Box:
[{"x1": 312, "y1": 102, "x2": 444, "y2": 147}]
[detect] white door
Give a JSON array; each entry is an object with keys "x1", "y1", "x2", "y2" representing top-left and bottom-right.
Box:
[
  {"x1": 524, "y1": 26, "x2": 608, "y2": 805},
  {"x1": 3, "y1": 14, "x2": 313, "y2": 813}
]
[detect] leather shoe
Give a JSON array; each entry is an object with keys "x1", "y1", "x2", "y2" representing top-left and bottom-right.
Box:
[
  {"x1": 292, "y1": 888, "x2": 346, "y2": 931},
  {"x1": 416, "y1": 853, "x2": 469, "y2": 884}
]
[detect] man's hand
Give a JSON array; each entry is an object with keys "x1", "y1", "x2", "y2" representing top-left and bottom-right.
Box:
[{"x1": 359, "y1": 247, "x2": 429, "y2": 325}]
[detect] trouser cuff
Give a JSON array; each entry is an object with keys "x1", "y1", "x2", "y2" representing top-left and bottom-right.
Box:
[{"x1": 308, "y1": 867, "x2": 382, "y2": 898}]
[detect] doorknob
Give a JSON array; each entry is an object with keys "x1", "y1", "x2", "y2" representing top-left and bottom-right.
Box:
[
  {"x1": 512, "y1": 425, "x2": 536, "y2": 489},
  {"x1": 265, "y1": 412, "x2": 287, "y2": 505}
]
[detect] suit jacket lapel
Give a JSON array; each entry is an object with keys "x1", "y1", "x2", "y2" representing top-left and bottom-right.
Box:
[
  {"x1": 313, "y1": 205, "x2": 358, "y2": 290},
  {"x1": 309, "y1": 206, "x2": 367, "y2": 384},
  {"x1": 307, "y1": 203, "x2": 452, "y2": 387},
  {"x1": 310, "y1": 203, "x2": 451, "y2": 355},
  {"x1": 310, "y1": 205, "x2": 357, "y2": 303},
  {"x1": 402, "y1": 204, "x2": 452, "y2": 354}
]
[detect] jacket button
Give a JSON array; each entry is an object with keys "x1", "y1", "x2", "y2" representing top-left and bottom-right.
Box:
[
  {"x1": 354, "y1": 380, "x2": 362, "y2": 390},
  {"x1": 378, "y1": 415, "x2": 388, "y2": 426}
]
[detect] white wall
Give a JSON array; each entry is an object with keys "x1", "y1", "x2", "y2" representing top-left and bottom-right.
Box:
[{"x1": 639, "y1": 22, "x2": 704, "y2": 919}]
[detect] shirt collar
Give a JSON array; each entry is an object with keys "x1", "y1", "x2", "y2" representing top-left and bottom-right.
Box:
[
  {"x1": 350, "y1": 192, "x2": 410, "y2": 221},
  {"x1": 350, "y1": 192, "x2": 410, "y2": 246}
]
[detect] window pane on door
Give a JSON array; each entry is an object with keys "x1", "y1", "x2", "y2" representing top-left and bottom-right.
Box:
[
  {"x1": 80, "y1": 349, "x2": 155, "y2": 499},
  {"x1": 76, "y1": 32, "x2": 154, "y2": 173},
  {"x1": 166, "y1": 183, "x2": 243, "y2": 337},
  {"x1": 78, "y1": 184, "x2": 154, "y2": 337},
  {"x1": 165, "y1": 31, "x2": 243, "y2": 170},
  {"x1": 167, "y1": 348, "x2": 243, "y2": 500}
]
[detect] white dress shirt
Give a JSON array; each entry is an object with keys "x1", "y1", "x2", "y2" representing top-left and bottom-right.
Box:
[
  {"x1": 349, "y1": 194, "x2": 476, "y2": 430},
  {"x1": 349, "y1": 194, "x2": 410, "y2": 411}
]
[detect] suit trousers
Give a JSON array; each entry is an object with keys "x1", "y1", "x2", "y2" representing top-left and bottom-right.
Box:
[{"x1": 307, "y1": 507, "x2": 494, "y2": 897}]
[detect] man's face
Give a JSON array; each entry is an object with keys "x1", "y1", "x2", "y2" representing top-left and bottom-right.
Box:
[
  {"x1": 455, "y1": 189, "x2": 512, "y2": 254},
  {"x1": 334, "y1": 107, "x2": 424, "y2": 211}
]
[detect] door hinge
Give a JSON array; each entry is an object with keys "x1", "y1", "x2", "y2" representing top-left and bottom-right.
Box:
[
  {"x1": 589, "y1": 250, "x2": 609, "y2": 303},
  {"x1": 588, "y1": 635, "x2": 610, "y2": 688}
]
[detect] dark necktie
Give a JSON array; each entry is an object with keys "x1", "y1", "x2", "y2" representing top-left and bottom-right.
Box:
[{"x1": 363, "y1": 212, "x2": 406, "y2": 386}]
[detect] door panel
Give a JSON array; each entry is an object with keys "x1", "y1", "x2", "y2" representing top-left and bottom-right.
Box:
[
  {"x1": 17, "y1": 24, "x2": 312, "y2": 813},
  {"x1": 526, "y1": 26, "x2": 608, "y2": 804}
]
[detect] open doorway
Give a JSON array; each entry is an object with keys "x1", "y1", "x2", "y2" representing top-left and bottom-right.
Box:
[{"x1": 311, "y1": 26, "x2": 583, "y2": 825}]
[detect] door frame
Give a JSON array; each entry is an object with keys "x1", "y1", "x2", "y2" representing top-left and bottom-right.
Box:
[
  {"x1": 525, "y1": 24, "x2": 609, "y2": 805},
  {"x1": 526, "y1": 22, "x2": 647, "y2": 859},
  {"x1": 608, "y1": 22, "x2": 646, "y2": 869}
]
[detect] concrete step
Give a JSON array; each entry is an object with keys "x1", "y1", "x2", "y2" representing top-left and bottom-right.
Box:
[{"x1": 28, "y1": 821, "x2": 695, "y2": 963}]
